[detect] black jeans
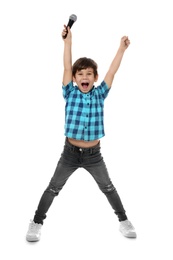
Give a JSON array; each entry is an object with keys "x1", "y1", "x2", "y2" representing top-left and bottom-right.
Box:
[{"x1": 34, "y1": 138, "x2": 127, "y2": 224}]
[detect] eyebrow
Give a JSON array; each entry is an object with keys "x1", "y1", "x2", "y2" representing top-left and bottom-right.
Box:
[{"x1": 77, "y1": 68, "x2": 94, "y2": 72}]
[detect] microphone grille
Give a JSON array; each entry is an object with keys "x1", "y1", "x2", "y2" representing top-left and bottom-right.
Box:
[{"x1": 69, "y1": 14, "x2": 77, "y2": 22}]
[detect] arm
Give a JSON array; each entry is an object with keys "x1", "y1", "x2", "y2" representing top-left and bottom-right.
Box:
[
  {"x1": 62, "y1": 25, "x2": 73, "y2": 86},
  {"x1": 104, "y1": 36, "x2": 130, "y2": 88}
]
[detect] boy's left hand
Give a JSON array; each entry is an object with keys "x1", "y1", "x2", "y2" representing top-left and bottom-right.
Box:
[{"x1": 120, "y1": 36, "x2": 130, "y2": 50}]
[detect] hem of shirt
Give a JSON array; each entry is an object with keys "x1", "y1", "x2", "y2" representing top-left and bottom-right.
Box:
[{"x1": 64, "y1": 134, "x2": 105, "y2": 142}]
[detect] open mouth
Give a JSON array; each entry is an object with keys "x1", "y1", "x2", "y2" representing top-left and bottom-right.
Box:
[
  {"x1": 81, "y1": 82, "x2": 89, "y2": 89},
  {"x1": 81, "y1": 83, "x2": 89, "y2": 87}
]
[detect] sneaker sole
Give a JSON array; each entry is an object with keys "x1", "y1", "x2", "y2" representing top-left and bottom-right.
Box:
[
  {"x1": 122, "y1": 232, "x2": 137, "y2": 238},
  {"x1": 119, "y1": 229, "x2": 137, "y2": 238},
  {"x1": 26, "y1": 236, "x2": 40, "y2": 242}
]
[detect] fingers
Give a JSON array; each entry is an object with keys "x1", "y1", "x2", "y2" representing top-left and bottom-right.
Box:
[
  {"x1": 62, "y1": 25, "x2": 71, "y2": 39},
  {"x1": 121, "y1": 36, "x2": 130, "y2": 48},
  {"x1": 122, "y1": 36, "x2": 130, "y2": 43},
  {"x1": 62, "y1": 25, "x2": 68, "y2": 38}
]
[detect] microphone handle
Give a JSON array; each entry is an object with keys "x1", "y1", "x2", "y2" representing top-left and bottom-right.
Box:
[
  {"x1": 67, "y1": 19, "x2": 75, "y2": 28},
  {"x1": 63, "y1": 19, "x2": 74, "y2": 39}
]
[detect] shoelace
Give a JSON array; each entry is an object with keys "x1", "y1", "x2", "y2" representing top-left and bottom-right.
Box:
[
  {"x1": 123, "y1": 221, "x2": 134, "y2": 230},
  {"x1": 30, "y1": 221, "x2": 40, "y2": 231}
]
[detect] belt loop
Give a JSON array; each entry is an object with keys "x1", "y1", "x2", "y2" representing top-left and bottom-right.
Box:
[{"x1": 90, "y1": 148, "x2": 93, "y2": 154}]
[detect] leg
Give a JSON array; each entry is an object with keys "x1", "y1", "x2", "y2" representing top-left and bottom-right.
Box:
[
  {"x1": 34, "y1": 148, "x2": 78, "y2": 224},
  {"x1": 84, "y1": 151, "x2": 127, "y2": 221}
]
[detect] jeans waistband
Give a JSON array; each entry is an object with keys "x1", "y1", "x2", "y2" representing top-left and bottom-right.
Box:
[{"x1": 65, "y1": 138, "x2": 100, "y2": 154}]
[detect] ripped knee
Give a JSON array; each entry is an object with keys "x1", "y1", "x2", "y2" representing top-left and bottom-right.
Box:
[
  {"x1": 100, "y1": 183, "x2": 116, "y2": 194},
  {"x1": 46, "y1": 186, "x2": 61, "y2": 196},
  {"x1": 50, "y1": 188, "x2": 59, "y2": 195}
]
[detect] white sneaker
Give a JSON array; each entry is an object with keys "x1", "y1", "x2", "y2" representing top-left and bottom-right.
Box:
[
  {"x1": 26, "y1": 220, "x2": 42, "y2": 242},
  {"x1": 119, "y1": 220, "x2": 137, "y2": 238}
]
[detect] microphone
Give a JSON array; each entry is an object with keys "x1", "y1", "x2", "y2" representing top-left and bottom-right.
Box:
[{"x1": 63, "y1": 14, "x2": 77, "y2": 39}]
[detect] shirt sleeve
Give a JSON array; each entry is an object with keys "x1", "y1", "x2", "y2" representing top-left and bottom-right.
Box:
[
  {"x1": 96, "y1": 81, "x2": 110, "y2": 100},
  {"x1": 62, "y1": 81, "x2": 74, "y2": 100}
]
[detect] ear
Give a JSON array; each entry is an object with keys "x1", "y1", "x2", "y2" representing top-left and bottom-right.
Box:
[
  {"x1": 72, "y1": 76, "x2": 76, "y2": 83},
  {"x1": 94, "y1": 74, "x2": 99, "y2": 82}
]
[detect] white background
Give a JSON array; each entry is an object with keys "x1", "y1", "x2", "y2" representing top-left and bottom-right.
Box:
[{"x1": 0, "y1": 0, "x2": 173, "y2": 259}]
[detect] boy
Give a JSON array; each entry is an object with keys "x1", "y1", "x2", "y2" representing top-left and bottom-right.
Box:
[{"x1": 26, "y1": 25, "x2": 136, "y2": 242}]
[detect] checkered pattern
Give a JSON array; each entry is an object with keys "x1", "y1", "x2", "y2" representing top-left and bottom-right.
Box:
[{"x1": 62, "y1": 81, "x2": 110, "y2": 141}]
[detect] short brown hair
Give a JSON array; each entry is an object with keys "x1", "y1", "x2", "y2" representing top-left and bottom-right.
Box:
[{"x1": 72, "y1": 57, "x2": 98, "y2": 77}]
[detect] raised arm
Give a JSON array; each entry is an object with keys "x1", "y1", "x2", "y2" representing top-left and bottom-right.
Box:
[
  {"x1": 62, "y1": 25, "x2": 73, "y2": 86},
  {"x1": 104, "y1": 36, "x2": 130, "y2": 88}
]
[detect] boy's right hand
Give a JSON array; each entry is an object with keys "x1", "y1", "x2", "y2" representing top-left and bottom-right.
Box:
[{"x1": 62, "y1": 25, "x2": 72, "y2": 41}]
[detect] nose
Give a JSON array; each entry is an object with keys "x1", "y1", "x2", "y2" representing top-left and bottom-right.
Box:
[{"x1": 82, "y1": 74, "x2": 87, "y2": 79}]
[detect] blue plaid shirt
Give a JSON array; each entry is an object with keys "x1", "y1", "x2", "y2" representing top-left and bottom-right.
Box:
[{"x1": 62, "y1": 80, "x2": 110, "y2": 141}]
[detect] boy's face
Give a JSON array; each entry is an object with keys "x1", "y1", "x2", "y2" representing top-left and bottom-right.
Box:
[{"x1": 73, "y1": 68, "x2": 98, "y2": 93}]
